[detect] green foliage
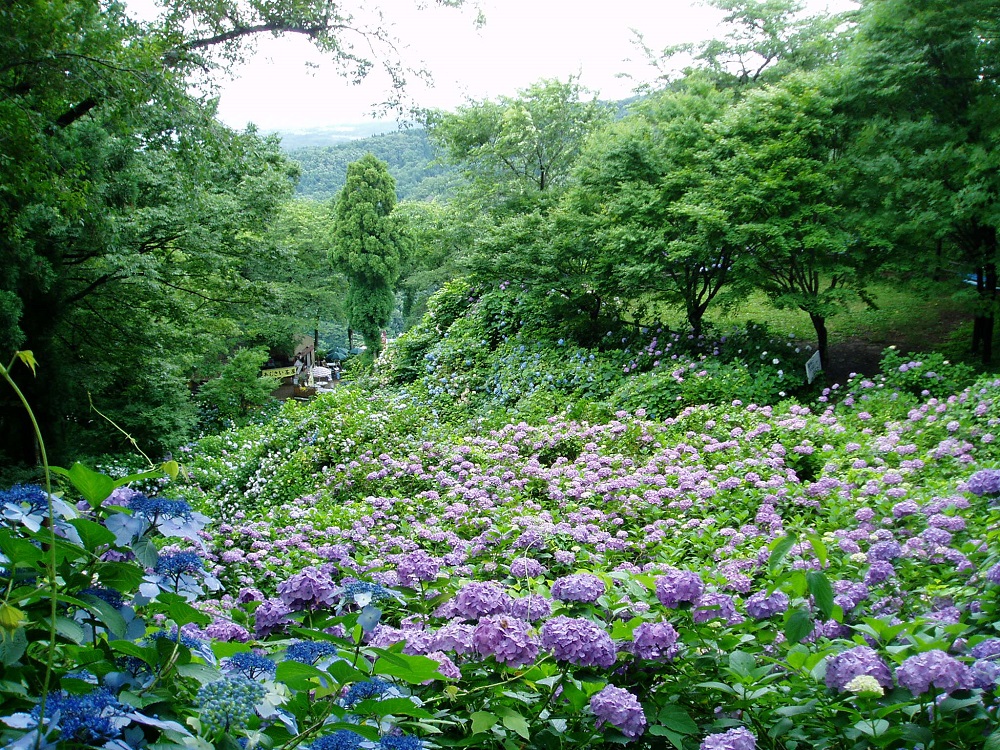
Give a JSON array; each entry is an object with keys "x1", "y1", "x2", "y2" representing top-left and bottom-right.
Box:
[
  {"x1": 331, "y1": 154, "x2": 410, "y2": 359},
  {"x1": 198, "y1": 347, "x2": 276, "y2": 425}
]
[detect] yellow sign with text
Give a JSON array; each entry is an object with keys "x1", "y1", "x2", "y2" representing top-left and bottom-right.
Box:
[{"x1": 261, "y1": 367, "x2": 296, "y2": 379}]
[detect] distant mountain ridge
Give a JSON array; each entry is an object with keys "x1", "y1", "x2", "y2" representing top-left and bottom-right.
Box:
[{"x1": 279, "y1": 125, "x2": 459, "y2": 202}]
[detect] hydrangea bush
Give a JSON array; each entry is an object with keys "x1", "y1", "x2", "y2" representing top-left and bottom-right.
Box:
[{"x1": 3, "y1": 340, "x2": 1000, "y2": 748}]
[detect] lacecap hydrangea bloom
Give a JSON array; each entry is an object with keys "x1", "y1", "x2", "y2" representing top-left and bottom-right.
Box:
[
  {"x1": 550, "y1": 573, "x2": 606, "y2": 604},
  {"x1": 655, "y1": 568, "x2": 704, "y2": 608},
  {"x1": 589, "y1": 685, "x2": 647, "y2": 738},
  {"x1": 700, "y1": 726, "x2": 756, "y2": 750},
  {"x1": 30, "y1": 688, "x2": 127, "y2": 744},
  {"x1": 286, "y1": 639, "x2": 341, "y2": 665},
  {"x1": 895, "y1": 649, "x2": 974, "y2": 696},
  {"x1": 825, "y1": 646, "x2": 894, "y2": 692},
  {"x1": 541, "y1": 615, "x2": 616, "y2": 668},
  {"x1": 311, "y1": 729, "x2": 364, "y2": 750},
  {"x1": 197, "y1": 676, "x2": 266, "y2": 735},
  {"x1": 379, "y1": 734, "x2": 423, "y2": 750},
  {"x1": 472, "y1": 615, "x2": 540, "y2": 667},
  {"x1": 222, "y1": 651, "x2": 276, "y2": 680}
]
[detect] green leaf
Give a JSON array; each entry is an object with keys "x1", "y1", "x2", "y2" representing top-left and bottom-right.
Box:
[
  {"x1": 471, "y1": 711, "x2": 498, "y2": 735},
  {"x1": 728, "y1": 650, "x2": 756, "y2": 677},
  {"x1": 656, "y1": 704, "x2": 697, "y2": 735},
  {"x1": 0, "y1": 628, "x2": 28, "y2": 666},
  {"x1": 110, "y1": 640, "x2": 158, "y2": 666},
  {"x1": 354, "y1": 697, "x2": 431, "y2": 718},
  {"x1": 325, "y1": 659, "x2": 368, "y2": 685},
  {"x1": 78, "y1": 594, "x2": 127, "y2": 636},
  {"x1": 0, "y1": 529, "x2": 44, "y2": 566},
  {"x1": 69, "y1": 518, "x2": 116, "y2": 551},
  {"x1": 131, "y1": 538, "x2": 159, "y2": 568},
  {"x1": 806, "y1": 571, "x2": 835, "y2": 619},
  {"x1": 982, "y1": 730, "x2": 1000, "y2": 750},
  {"x1": 276, "y1": 660, "x2": 328, "y2": 690},
  {"x1": 176, "y1": 663, "x2": 221, "y2": 684},
  {"x1": 61, "y1": 463, "x2": 116, "y2": 507},
  {"x1": 806, "y1": 534, "x2": 828, "y2": 569},
  {"x1": 54, "y1": 615, "x2": 85, "y2": 644},
  {"x1": 784, "y1": 609, "x2": 814, "y2": 645},
  {"x1": 498, "y1": 707, "x2": 530, "y2": 740},
  {"x1": 114, "y1": 468, "x2": 166, "y2": 487},
  {"x1": 648, "y1": 726, "x2": 686, "y2": 749},
  {"x1": 371, "y1": 650, "x2": 445, "y2": 684},
  {"x1": 97, "y1": 561, "x2": 145, "y2": 592},
  {"x1": 155, "y1": 593, "x2": 210, "y2": 627},
  {"x1": 768, "y1": 534, "x2": 797, "y2": 571}
]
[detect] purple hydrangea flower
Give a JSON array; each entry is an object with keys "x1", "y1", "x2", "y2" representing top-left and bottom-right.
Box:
[
  {"x1": 430, "y1": 621, "x2": 476, "y2": 655},
  {"x1": 541, "y1": 615, "x2": 616, "y2": 668},
  {"x1": 590, "y1": 685, "x2": 647, "y2": 738},
  {"x1": 254, "y1": 598, "x2": 292, "y2": 637},
  {"x1": 867, "y1": 541, "x2": 902, "y2": 562},
  {"x1": 700, "y1": 726, "x2": 756, "y2": 750},
  {"x1": 965, "y1": 469, "x2": 1000, "y2": 497},
  {"x1": 472, "y1": 616, "x2": 539, "y2": 667},
  {"x1": 745, "y1": 590, "x2": 790, "y2": 620},
  {"x1": 864, "y1": 561, "x2": 896, "y2": 586},
  {"x1": 971, "y1": 639, "x2": 1000, "y2": 660},
  {"x1": 896, "y1": 649, "x2": 973, "y2": 696},
  {"x1": 509, "y1": 557, "x2": 546, "y2": 578},
  {"x1": 985, "y1": 564, "x2": 1000, "y2": 586},
  {"x1": 550, "y1": 573, "x2": 606, "y2": 604},
  {"x1": 426, "y1": 650, "x2": 462, "y2": 680},
  {"x1": 971, "y1": 659, "x2": 1000, "y2": 689},
  {"x1": 508, "y1": 594, "x2": 552, "y2": 621},
  {"x1": 824, "y1": 646, "x2": 894, "y2": 692},
  {"x1": 277, "y1": 566, "x2": 337, "y2": 611},
  {"x1": 630, "y1": 621, "x2": 678, "y2": 660},
  {"x1": 453, "y1": 581, "x2": 512, "y2": 619},
  {"x1": 655, "y1": 568, "x2": 704, "y2": 608},
  {"x1": 693, "y1": 593, "x2": 743, "y2": 625},
  {"x1": 397, "y1": 550, "x2": 440, "y2": 586}
]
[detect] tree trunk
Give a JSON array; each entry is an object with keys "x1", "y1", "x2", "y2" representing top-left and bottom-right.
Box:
[
  {"x1": 809, "y1": 312, "x2": 829, "y2": 373},
  {"x1": 348, "y1": 327, "x2": 354, "y2": 352}
]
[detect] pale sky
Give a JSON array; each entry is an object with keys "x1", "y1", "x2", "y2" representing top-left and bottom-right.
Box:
[{"x1": 127, "y1": 0, "x2": 853, "y2": 132}]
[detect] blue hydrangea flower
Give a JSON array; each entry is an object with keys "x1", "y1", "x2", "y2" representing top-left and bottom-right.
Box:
[
  {"x1": 343, "y1": 678, "x2": 393, "y2": 707},
  {"x1": 311, "y1": 730, "x2": 365, "y2": 750},
  {"x1": 379, "y1": 734, "x2": 423, "y2": 750},
  {"x1": 155, "y1": 550, "x2": 205, "y2": 576},
  {"x1": 29, "y1": 688, "x2": 127, "y2": 743},
  {"x1": 223, "y1": 652, "x2": 277, "y2": 680},
  {"x1": 285, "y1": 640, "x2": 341, "y2": 665}
]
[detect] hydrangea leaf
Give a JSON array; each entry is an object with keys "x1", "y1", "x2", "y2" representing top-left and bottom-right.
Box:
[
  {"x1": 58, "y1": 463, "x2": 116, "y2": 507},
  {"x1": 768, "y1": 534, "x2": 797, "y2": 572},
  {"x1": 471, "y1": 711, "x2": 498, "y2": 734},
  {"x1": 371, "y1": 650, "x2": 445, "y2": 684},
  {"x1": 784, "y1": 609, "x2": 814, "y2": 645},
  {"x1": 806, "y1": 571, "x2": 835, "y2": 620},
  {"x1": 498, "y1": 707, "x2": 530, "y2": 740},
  {"x1": 657, "y1": 705, "x2": 697, "y2": 735},
  {"x1": 354, "y1": 696, "x2": 432, "y2": 718},
  {"x1": 68, "y1": 518, "x2": 116, "y2": 551}
]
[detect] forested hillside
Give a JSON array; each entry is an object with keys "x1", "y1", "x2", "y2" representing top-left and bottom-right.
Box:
[
  {"x1": 6, "y1": 1, "x2": 1000, "y2": 747},
  {"x1": 287, "y1": 129, "x2": 461, "y2": 201}
]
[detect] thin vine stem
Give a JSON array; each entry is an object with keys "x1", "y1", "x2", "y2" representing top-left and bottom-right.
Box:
[{"x1": 1, "y1": 354, "x2": 56, "y2": 749}]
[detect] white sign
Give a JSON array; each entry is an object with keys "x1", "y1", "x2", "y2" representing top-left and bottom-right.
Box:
[{"x1": 805, "y1": 351, "x2": 823, "y2": 384}]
